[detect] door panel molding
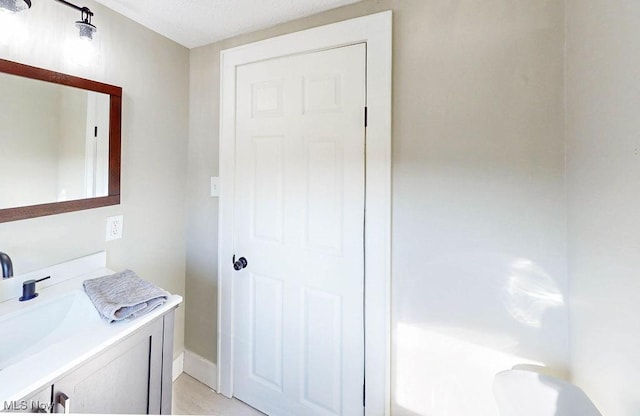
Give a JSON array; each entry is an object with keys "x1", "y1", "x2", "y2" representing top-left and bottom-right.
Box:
[{"x1": 219, "y1": 11, "x2": 392, "y2": 415}]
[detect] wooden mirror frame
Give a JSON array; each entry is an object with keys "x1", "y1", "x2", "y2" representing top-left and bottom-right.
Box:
[{"x1": 0, "y1": 58, "x2": 122, "y2": 223}]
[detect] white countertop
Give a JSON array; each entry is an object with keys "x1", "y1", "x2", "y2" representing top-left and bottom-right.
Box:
[{"x1": 0, "y1": 263, "x2": 182, "y2": 403}]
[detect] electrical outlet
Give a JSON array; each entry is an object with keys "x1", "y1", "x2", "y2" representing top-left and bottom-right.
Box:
[{"x1": 106, "y1": 215, "x2": 124, "y2": 241}]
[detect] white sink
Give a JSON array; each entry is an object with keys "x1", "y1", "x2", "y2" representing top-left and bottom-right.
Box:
[
  {"x1": 0, "y1": 254, "x2": 182, "y2": 403},
  {"x1": 0, "y1": 290, "x2": 99, "y2": 370}
]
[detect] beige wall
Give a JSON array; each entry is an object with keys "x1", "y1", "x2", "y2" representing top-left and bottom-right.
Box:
[
  {"x1": 187, "y1": 1, "x2": 567, "y2": 414},
  {"x1": 186, "y1": 44, "x2": 221, "y2": 361},
  {"x1": 566, "y1": 2, "x2": 640, "y2": 414},
  {"x1": 0, "y1": 76, "x2": 60, "y2": 208},
  {"x1": 0, "y1": 1, "x2": 189, "y2": 357}
]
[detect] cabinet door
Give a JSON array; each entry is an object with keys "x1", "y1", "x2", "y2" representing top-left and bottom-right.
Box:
[
  {"x1": 3, "y1": 386, "x2": 52, "y2": 413},
  {"x1": 52, "y1": 318, "x2": 163, "y2": 414}
]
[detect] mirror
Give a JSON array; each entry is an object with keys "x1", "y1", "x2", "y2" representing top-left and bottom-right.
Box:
[{"x1": 0, "y1": 59, "x2": 121, "y2": 223}]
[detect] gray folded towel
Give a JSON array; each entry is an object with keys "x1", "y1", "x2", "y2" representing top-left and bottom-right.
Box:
[{"x1": 83, "y1": 269, "x2": 170, "y2": 323}]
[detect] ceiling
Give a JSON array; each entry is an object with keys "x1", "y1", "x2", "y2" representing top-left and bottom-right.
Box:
[{"x1": 93, "y1": 0, "x2": 361, "y2": 49}]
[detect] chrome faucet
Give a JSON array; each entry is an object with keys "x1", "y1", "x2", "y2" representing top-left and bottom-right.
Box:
[{"x1": 0, "y1": 251, "x2": 13, "y2": 278}]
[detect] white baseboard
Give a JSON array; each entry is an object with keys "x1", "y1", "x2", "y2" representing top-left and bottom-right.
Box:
[
  {"x1": 183, "y1": 350, "x2": 218, "y2": 390},
  {"x1": 172, "y1": 351, "x2": 184, "y2": 382}
]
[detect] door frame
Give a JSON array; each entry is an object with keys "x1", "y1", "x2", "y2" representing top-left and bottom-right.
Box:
[{"x1": 218, "y1": 11, "x2": 392, "y2": 415}]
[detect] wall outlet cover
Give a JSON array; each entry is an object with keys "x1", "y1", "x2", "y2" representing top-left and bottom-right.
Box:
[{"x1": 106, "y1": 215, "x2": 124, "y2": 241}]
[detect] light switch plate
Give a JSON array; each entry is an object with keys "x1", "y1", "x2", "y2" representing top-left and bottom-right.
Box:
[
  {"x1": 106, "y1": 215, "x2": 124, "y2": 241},
  {"x1": 210, "y1": 177, "x2": 220, "y2": 197}
]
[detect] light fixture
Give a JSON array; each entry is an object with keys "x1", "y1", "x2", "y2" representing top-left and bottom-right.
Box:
[
  {"x1": 0, "y1": 0, "x2": 96, "y2": 40},
  {"x1": 75, "y1": 7, "x2": 96, "y2": 40},
  {"x1": 55, "y1": 0, "x2": 96, "y2": 40},
  {"x1": 0, "y1": 0, "x2": 31, "y2": 13}
]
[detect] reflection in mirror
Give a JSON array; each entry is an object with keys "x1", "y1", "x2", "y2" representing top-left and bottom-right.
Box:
[
  {"x1": 0, "y1": 73, "x2": 111, "y2": 209},
  {"x1": 0, "y1": 58, "x2": 121, "y2": 223}
]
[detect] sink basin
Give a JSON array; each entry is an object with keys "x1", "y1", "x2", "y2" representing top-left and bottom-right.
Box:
[{"x1": 0, "y1": 290, "x2": 99, "y2": 370}]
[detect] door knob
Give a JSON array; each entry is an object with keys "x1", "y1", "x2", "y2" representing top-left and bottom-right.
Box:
[{"x1": 233, "y1": 255, "x2": 248, "y2": 271}]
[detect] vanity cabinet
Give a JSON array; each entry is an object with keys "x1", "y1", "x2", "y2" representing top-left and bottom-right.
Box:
[
  {"x1": 25, "y1": 388, "x2": 50, "y2": 414},
  {"x1": 3, "y1": 387, "x2": 51, "y2": 413},
  {"x1": 12, "y1": 309, "x2": 175, "y2": 414}
]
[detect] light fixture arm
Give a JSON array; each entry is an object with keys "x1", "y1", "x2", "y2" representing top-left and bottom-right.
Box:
[{"x1": 53, "y1": 0, "x2": 93, "y2": 18}]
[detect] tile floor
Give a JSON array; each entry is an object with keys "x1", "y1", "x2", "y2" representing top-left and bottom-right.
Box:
[{"x1": 172, "y1": 373, "x2": 265, "y2": 416}]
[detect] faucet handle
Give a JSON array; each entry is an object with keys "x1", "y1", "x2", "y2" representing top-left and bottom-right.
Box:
[
  {"x1": 19, "y1": 276, "x2": 51, "y2": 302},
  {"x1": 0, "y1": 251, "x2": 13, "y2": 279}
]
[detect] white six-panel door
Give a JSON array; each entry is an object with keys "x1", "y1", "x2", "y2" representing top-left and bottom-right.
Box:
[{"x1": 232, "y1": 43, "x2": 366, "y2": 416}]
